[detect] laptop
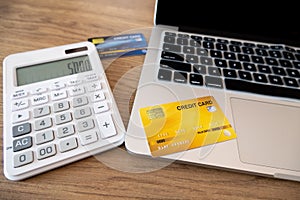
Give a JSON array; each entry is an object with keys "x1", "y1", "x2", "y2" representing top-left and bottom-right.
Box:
[{"x1": 125, "y1": 0, "x2": 300, "y2": 182}]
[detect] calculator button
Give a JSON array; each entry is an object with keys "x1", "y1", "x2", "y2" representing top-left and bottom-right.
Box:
[
  {"x1": 86, "y1": 82, "x2": 102, "y2": 92},
  {"x1": 93, "y1": 102, "x2": 109, "y2": 114},
  {"x1": 13, "y1": 122, "x2": 31, "y2": 137},
  {"x1": 31, "y1": 94, "x2": 49, "y2": 106},
  {"x1": 13, "y1": 136, "x2": 33, "y2": 152},
  {"x1": 13, "y1": 111, "x2": 30, "y2": 123},
  {"x1": 50, "y1": 82, "x2": 65, "y2": 90},
  {"x1": 14, "y1": 151, "x2": 34, "y2": 168},
  {"x1": 78, "y1": 131, "x2": 98, "y2": 146},
  {"x1": 77, "y1": 118, "x2": 95, "y2": 132},
  {"x1": 36, "y1": 130, "x2": 54, "y2": 145},
  {"x1": 92, "y1": 91, "x2": 105, "y2": 102},
  {"x1": 12, "y1": 99, "x2": 29, "y2": 111},
  {"x1": 84, "y1": 73, "x2": 98, "y2": 82},
  {"x1": 68, "y1": 85, "x2": 85, "y2": 96},
  {"x1": 33, "y1": 106, "x2": 51, "y2": 118},
  {"x1": 72, "y1": 96, "x2": 89, "y2": 107},
  {"x1": 74, "y1": 107, "x2": 92, "y2": 119},
  {"x1": 31, "y1": 87, "x2": 47, "y2": 95},
  {"x1": 96, "y1": 114, "x2": 116, "y2": 138},
  {"x1": 11, "y1": 89, "x2": 28, "y2": 99},
  {"x1": 53, "y1": 101, "x2": 70, "y2": 113},
  {"x1": 57, "y1": 124, "x2": 75, "y2": 138},
  {"x1": 59, "y1": 137, "x2": 78, "y2": 153},
  {"x1": 51, "y1": 90, "x2": 67, "y2": 101},
  {"x1": 55, "y1": 112, "x2": 72, "y2": 125},
  {"x1": 34, "y1": 117, "x2": 52, "y2": 131},
  {"x1": 68, "y1": 79, "x2": 82, "y2": 86},
  {"x1": 37, "y1": 144, "x2": 57, "y2": 160}
]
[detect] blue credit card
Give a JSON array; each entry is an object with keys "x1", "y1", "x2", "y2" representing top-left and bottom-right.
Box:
[{"x1": 88, "y1": 33, "x2": 148, "y2": 58}]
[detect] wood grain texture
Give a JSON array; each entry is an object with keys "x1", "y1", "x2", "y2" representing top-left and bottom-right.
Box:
[{"x1": 0, "y1": 0, "x2": 300, "y2": 199}]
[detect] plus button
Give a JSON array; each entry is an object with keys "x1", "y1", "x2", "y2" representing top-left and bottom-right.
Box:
[{"x1": 103, "y1": 122, "x2": 110, "y2": 128}]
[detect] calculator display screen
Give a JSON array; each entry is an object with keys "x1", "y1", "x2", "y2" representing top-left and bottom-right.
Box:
[{"x1": 16, "y1": 55, "x2": 92, "y2": 86}]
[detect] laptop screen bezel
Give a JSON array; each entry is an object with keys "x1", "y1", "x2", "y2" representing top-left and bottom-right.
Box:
[{"x1": 154, "y1": 0, "x2": 300, "y2": 47}]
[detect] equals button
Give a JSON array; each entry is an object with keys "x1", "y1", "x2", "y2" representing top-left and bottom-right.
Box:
[{"x1": 79, "y1": 131, "x2": 98, "y2": 146}]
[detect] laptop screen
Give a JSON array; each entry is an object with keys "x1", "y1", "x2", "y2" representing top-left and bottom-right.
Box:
[{"x1": 155, "y1": 0, "x2": 300, "y2": 47}]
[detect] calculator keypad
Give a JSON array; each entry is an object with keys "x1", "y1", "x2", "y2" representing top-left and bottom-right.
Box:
[{"x1": 10, "y1": 78, "x2": 117, "y2": 169}]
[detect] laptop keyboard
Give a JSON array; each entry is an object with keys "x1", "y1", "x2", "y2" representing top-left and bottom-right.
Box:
[{"x1": 158, "y1": 31, "x2": 300, "y2": 100}]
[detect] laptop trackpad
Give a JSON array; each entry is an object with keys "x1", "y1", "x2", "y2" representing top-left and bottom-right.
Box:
[{"x1": 230, "y1": 98, "x2": 300, "y2": 172}]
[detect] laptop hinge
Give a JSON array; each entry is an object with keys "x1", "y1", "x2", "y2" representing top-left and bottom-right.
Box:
[{"x1": 156, "y1": 24, "x2": 178, "y2": 31}]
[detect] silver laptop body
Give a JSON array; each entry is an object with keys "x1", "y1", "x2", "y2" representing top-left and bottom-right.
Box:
[{"x1": 125, "y1": 0, "x2": 300, "y2": 182}]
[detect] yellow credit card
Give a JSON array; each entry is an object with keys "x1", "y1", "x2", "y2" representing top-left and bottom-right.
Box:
[{"x1": 139, "y1": 96, "x2": 237, "y2": 157}]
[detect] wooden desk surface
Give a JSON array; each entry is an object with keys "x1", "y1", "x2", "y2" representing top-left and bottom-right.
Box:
[{"x1": 0, "y1": 0, "x2": 299, "y2": 199}]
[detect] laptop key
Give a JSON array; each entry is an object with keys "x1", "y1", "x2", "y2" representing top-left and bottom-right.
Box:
[
  {"x1": 279, "y1": 59, "x2": 293, "y2": 68},
  {"x1": 204, "y1": 37, "x2": 215, "y2": 42},
  {"x1": 229, "y1": 61, "x2": 242, "y2": 69},
  {"x1": 257, "y1": 65, "x2": 272, "y2": 74},
  {"x1": 164, "y1": 36, "x2": 176, "y2": 44},
  {"x1": 223, "y1": 69, "x2": 237, "y2": 78},
  {"x1": 271, "y1": 45, "x2": 284, "y2": 50},
  {"x1": 272, "y1": 67, "x2": 286, "y2": 76},
  {"x1": 224, "y1": 52, "x2": 236, "y2": 60},
  {"x1": 191, "y1": 35, "x2": 202, "y2": 41},
  {"x1": 257, "y1": 44, "x2": 269, "y2": 49},
  {"x1": 196, "y1": 48, "x2": 209, "y2": 56},
  {"x1": 255, "y1": 48, "x2": 268, "y2": 56},
  {"x1": 243, "y1": 42, "x2": 256, "y2": 47},
  {"x1": 216, "y1": 43, "x2": 228, "y2": 51},
  {"x1": 186, "y1": 55, "x2": 199, "y2": 63},
  {"x1": 183, "y1": 46, "x2": 195, "y2": 54},
  {"x1": 161, "y1": 51, "x2": 184, "y2": 61},
  {"x1": 268, "y1": 50, "x2": 282, "y2": 58},
  {"x1": 208, "y1": 67, "x2": 222, "y2": 76},
  {"x1": 293, "y1": 61, "x2": 300, "y2": 69},
  {"x1": 229, "y1": 45, "x2": 241, "y2": 53},
  {"x1": 164, "y1": 32, "x2": 176, "y2": 37},
  {"x1": 238, "y1": 71, "x2": 252, "y2": 81},
  {"x1": 204, "y1": 76, "x2": 223, "y2": 88},
  {"x1": 217, "y1": 39, "x2": 229, "y2": 44},
  {"x1": 286, "y1": 69, "x2": 300, "y2": 78},
  {"x1": 237, "y1": 54, "x2": 250, "y2": 62},
  {"x1": 268, "y1": 75, "x2": 284, "y2": 85},
  {"x1": 174, "y1": 71, "x2": 187, "y2": 83},
  {"x1": 225, "y1": 79, "x2": 300, "y2": 100},
  {"x1": 177, "y1": 38, "x2": 188, "y2": 45},
  {"x1": 282, "y1": 51, "x2": 295, "y2": 60},
  {"x1": 162, "y1": 43, "x2": 181, "y2": 52},
  {"x1": 283, "y1": 77, "x2": 299, "y2": 87},
  {"x1": 230, "y1": 40, "x2": 242, "y2": 46},
  {"x1": 158, "y1": 69, "x2": 172, "y2": 81},
  {"x1": 243, "y1": 63, "x2": 257, "y2": 72},
  {"x1": 265, "y1": 57, "x2": 278, "y2": 66},
  {"x1": 190, "y1": 39, "x2": 201, "y2": 47},
  {"x1": 160, "y1": 59, "x2": 191, "y2": 72},
  {"x1": 190, "y1": 74, "x2": 204, "y2": 85},
  {"x1": 242, "y1": 47, "x2": 255, "y2": 54},
  {"x1": 253, "y1": 73, "x2": 268, "y2": 83},
  {"x1": 210, "y1": 50, "x2": 222, "y2": 58},
  {"x1": 200, "y1": 57, "x2": 213, "y2": 65},
  {"x1": 251, "y1": 55, "x2": 265, "y2": 64},
  {"x1": 215, "y1": 59, "x2": 228, "y2": 68},
  {"x1": 202, "y1": 41, "x2": 214, "y2": 49},
  {"x1": 193, "y1": 65, "x2": 207, "y2": 74}
]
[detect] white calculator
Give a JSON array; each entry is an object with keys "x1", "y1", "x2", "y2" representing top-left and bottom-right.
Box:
[{"x1": 3, "y1": 41, "x2": 125, "y2": 181}]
